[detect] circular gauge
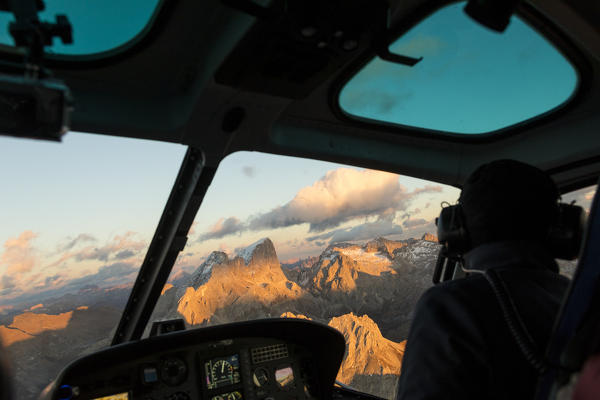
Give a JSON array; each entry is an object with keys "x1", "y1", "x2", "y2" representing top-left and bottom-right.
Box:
[
  {"x1": 212, "y1": 359, "x2": 234, "y2": 382},
  {"x1": 252, "y1": 368, "x2": 269, "y2": 387},
  {"x1": 226, "y1": 391, "x2": 242, "y2": 400},
  {"x1": 160, "y1": 357, "x2": 188, "y2": 386}
]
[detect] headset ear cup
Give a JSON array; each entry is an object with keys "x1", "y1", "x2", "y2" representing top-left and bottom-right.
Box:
[{"x1": 437, "y1": 205, "x2": 470, "y2": 255}]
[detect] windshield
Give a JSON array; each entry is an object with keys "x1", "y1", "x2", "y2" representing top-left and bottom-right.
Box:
[
  {"x1": 150, "y1": 151, "x2": 461, "y2": 398},
  {"x1": 0, "y1": 133, "x2": 185, "y2": 399}
]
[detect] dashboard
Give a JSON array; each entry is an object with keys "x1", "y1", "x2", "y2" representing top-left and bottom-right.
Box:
[{"x1": 46, "y1": 319, "x2": 346, "y2": 400}]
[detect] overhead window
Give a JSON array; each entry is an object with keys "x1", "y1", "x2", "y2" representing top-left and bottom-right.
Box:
[
  {"x1": 339, "y1": 2, "x2": 578, "y2": 135},
  {"x1": 0, "y1": 0, "x2": 162, "y2": 56}
]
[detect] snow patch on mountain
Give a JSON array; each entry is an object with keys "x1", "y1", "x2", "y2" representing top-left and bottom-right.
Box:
[{"x1": 237, "y1": 238, "x2": 270, "y2": 264}]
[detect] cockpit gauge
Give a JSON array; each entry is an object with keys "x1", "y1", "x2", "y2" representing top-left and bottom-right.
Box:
[
  {"x1": 205, "y1": 354, "x2": 241, "y2": 390},
  {"x1": 226, "y1": 391, "x2": 242, "y2": 400},
  {"x1": 252, "y1": 368, "x2": 269, "y2": 387},
  {"x1": 212, "y1": 359, "x2": 234, "y2": 382},
  {"x1": 160, "y1": 357, "x2": 188, "y2": 386}
]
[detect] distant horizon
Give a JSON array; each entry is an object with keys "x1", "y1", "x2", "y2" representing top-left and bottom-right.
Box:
[
  {"x1": 0, "y1": 134, "x2": 595, "y2": 309},
  {"x1": 0, "y1": 136, "x2": 459, "y2": 306}
]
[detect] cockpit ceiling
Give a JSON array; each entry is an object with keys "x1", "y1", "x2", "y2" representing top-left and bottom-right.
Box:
[{"x1": 14, "y1": 0, "x2": 600, "y2": 188}]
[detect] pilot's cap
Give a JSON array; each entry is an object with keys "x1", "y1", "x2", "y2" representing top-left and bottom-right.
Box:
[{"x1": 459, "y1": 159, "x2": 559, "y2": 248}]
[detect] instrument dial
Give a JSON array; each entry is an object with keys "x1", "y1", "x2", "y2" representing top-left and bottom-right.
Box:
[
  {"x1": 211, "y1": 360, "x2": 234, "y2": 382},
  {"x1": 226, "y1": 391, "x2": 242, "y2": 400},
  {"x1": 160, "y1": 357, "x2": 187, "y2": 386},
  {"x1": 253, "y1": 368, "x2": 269, "y2": 387}
]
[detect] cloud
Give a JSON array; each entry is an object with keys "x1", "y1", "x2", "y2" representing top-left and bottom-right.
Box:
[
  {"x1": 59, "y1": 233, "x2": 96, "y2": 252},
  {"x1": 403, "y1": 218, "x2": 428, "y2": 228},
  {"x1": 199, "y1": 217, "x2": 245, "y2": 241},
  {"x1": 1, "y1": 230, "x2": 37, "y2": 276},
  {"x1": 307, "y1": 220, "x2": 404, "y2": 244},
  {"x1": 242, "y1": 166, "x2": 256, "y2": 178},
  {"x1": 51, "y1": 232, "x2": 146, "y2": 266},
  {"x1": 0, "y1": 276, "x2": 15, "y2": 290},
  {"x1": 198, "y1": 168, "x2": 443, "y2": 241},
  {"x1": 63, "y1": 262, "x2": 137, "y2": 289},
  {"x1": 342, "y1": 90, "x2": 414, "y2": 116},
  {"x1": 115, "y1": 250, "x2": 136, "y2": 260},
  {"x1": 250, "y1": 168, "x2": 440, "y2": 232}
]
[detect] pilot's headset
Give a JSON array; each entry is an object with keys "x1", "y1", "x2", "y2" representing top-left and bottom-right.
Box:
[{"x1": 433, "y1": 164, "x2": 587, "y2": 283}]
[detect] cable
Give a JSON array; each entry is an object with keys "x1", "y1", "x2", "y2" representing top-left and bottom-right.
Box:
[{"x1": 461, "y1": 265, "x2": 548, "y2": 374}]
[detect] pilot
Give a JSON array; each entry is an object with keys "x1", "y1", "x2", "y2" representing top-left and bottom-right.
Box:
[{"x1": 395, "y1": 159, "x2": 570, "y2": 400}]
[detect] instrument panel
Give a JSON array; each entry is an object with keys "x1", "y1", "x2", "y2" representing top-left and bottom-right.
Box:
[{"x1": 48, "y1": 319, "x2": 345, "y2": 400}]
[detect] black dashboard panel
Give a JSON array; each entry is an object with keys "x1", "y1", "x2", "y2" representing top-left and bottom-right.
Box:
[{"x1": 47, "y1": 319, "x2": 345, "y2": 400}]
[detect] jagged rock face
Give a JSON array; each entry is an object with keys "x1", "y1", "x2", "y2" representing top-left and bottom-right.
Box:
[
  {"x1": 190, "y1": 251, "x2": 228, "y2": 288},
  {"x1": 281, "y1": 256, "x2": 319, "y2": 270},
  {"x1": 176, "y1": 239, "x2": 305, "y2": 325},
  {"x1": 364, "y1": 237, "x2": 407, "y2": 258},
  {"x1": 421, "y1": 233, "x2": 438, "y2": 242},
  {"x1": 280, "y1": 312, "x2": 311, "y2": 320},
  {"x1": 237, "y1": 238, "x2": 280, "y2": 266},
  {"x1": 281, "y1": 256, "x2": 319, "y2": 287},
  {"x1": 328, "y1": 313, "x2": 405, "y2": 397},
  {"x1": 309, "y1": 244, "x2": 397, "y2": 294}
]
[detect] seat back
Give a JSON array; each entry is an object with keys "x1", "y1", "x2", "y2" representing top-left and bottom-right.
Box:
[{"x1": 536, "y1": 179, "x2": 600, "y2": 399}]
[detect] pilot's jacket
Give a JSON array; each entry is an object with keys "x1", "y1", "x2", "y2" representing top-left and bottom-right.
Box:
[{"x1": 396, "y1": 241, "x2": 569, "y2": 400}]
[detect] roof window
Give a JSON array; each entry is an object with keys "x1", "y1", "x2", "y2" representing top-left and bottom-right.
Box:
[{"x1": 338, "y1": 2, "x2": 578, "y2": 135}]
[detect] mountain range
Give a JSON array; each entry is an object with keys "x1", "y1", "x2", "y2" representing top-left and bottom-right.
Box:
[
  {"x1": 151, "y1": 235, "x2": 441, "y2": 397},
  {"x1": 1, "y1": 234, "x2": 442, "y2": 400}
]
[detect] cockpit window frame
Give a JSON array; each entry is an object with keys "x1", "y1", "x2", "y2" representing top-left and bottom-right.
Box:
[{"x1": 329, "y1": 0, "x2": 592, "y2": 144}]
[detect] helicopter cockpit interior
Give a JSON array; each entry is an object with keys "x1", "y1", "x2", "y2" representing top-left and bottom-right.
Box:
[{"x1": 0, "y1": 0, "x2": 599, "y2": 399}]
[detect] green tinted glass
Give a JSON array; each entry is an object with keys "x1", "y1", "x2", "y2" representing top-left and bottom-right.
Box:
[
  {"x1": 0, "y1": 0, "x2": 162, "y2": 56},
  {"x1": 339, "y1": 2, "x2": 578, "y2": 134}
]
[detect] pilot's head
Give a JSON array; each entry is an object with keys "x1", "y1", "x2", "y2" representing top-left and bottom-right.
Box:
[{"x1": 459, "y1": 159, "x2": 559, "y2": 250}]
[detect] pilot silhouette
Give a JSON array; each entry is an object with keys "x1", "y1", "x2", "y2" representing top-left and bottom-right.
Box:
[{"x1": 396, "y1": 160, "x2": 570, "y2": 400}]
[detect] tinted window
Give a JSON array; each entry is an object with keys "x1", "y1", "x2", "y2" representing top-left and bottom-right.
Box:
[
  {"x1": 0, "y1": 0, "x2": 162, "y2": 56},
  {"x1": 339, "y1": 2, "x2": 578, "y2": 134}
]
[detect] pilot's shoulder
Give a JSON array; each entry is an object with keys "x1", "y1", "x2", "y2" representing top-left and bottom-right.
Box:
[{"x1": 416, "y1": 274, "x2": 491, "y2": 310}]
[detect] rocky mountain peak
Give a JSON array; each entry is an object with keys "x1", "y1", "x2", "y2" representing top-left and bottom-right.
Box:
[
  {"x1": 236, "y1": 238, "x2": 279, "y2": 266},
  {"x1": 328, "y1": 313, "x2": 405, "y2": 385},
  {"x1": 364, "y1": 237, "x2": 407, "y2": 258},
  {"x1": 190, "y1": 251, "x2": 228, "y2": 288}
]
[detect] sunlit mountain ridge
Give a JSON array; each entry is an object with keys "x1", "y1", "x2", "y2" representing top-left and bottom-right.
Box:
[
  {"x1": 151, "y1": 234, "x2": 441, "y2": 398},
  {"x1": 1, "y1": 234, "x2": 441, "y2": 400}
]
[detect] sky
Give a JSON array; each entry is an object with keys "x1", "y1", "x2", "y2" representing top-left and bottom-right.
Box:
[
  {"x1": 0, "y1": 132, "x2": 460, "y2": 306},
  {"x1": 339, "y1": 2, "x2": 578, "y2": 134},
  {"x1": 0, "y1": 1, "x2": 588, "y2": 307}
]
